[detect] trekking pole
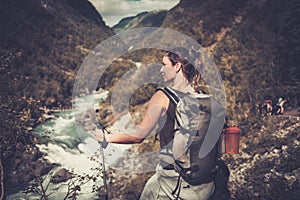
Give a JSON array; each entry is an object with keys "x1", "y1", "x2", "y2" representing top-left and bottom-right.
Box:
[{"x1": 95, "y1": 122, "x2": 109, "y2": 200}]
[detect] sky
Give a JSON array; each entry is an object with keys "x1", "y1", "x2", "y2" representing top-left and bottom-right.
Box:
[{"x1": 88, "y1": 0, "x2": 180, "y2": 27}]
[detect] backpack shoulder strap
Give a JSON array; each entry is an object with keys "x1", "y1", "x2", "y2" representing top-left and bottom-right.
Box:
[
  {"x1": 156, "y1": 87, "x2": 183, "y2": 127},
  {"x1": 156, "y1": 87, "x2": 180, "y2": 105}
]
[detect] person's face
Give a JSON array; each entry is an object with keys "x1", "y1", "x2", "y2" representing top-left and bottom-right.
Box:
[{"x1": 160, "y1": 55, "x2": 178, "y2": 82}]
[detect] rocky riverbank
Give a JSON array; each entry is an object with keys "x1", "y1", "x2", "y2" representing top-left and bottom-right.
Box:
[{"x1": 0, "y1": 95, "x2": 67, "y2": 196}]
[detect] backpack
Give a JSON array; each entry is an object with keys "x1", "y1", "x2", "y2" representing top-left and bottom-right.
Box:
[
  {"x1": 158, "y1": 87, "x2": 226, "y2": 187},
  {"x1": 209, "y1": 160, "x2": 231, "y2": 200}
]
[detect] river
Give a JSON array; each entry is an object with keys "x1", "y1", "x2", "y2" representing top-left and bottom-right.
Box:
[{"x1": 8, "y1": 91, "x2": 132, "y2": 200}]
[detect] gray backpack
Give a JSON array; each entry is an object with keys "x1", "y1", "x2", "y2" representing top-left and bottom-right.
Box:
[{"x1": 158, "y1": 87, "x2": 222, "y2": 187}]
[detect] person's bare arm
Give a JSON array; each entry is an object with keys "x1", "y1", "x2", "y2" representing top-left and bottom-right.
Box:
[{"x1": 95, "y1": 91, "x2": 168, "y2": 144}]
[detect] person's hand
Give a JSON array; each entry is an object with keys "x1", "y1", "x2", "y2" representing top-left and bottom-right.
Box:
[
  {"x1": 92, "y1": 128, "x2": 110, "y2": 143},
  {"x1": 92, "y1": 128, "x2": 105, "y2": 142}
]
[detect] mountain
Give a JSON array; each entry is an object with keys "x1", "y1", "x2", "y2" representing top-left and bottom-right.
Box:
[
  {"x1": 161, "y1": 0, "x2": 300, "y2": 126},
  {"x1": 111, "y1": 0, "x2": 300, "y2": 127},
  {"x1": 112, "y1": 10, "x2": 167, "y2": 33},
  {"x1": 0, "y1": 0, "x2": 113, "y2": 195},
  {"x1": 0, "y1": 0, "x2": 113, "y2": 107}
]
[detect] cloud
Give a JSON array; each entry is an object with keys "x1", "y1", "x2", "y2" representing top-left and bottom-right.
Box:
[{"x1": 89, "y1": 0, "x2": 179, "y2": 26}]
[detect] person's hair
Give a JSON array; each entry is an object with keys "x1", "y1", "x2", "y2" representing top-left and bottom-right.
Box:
[{"x1": 165, "y1": 50, "x2": 201, "y2": 91}]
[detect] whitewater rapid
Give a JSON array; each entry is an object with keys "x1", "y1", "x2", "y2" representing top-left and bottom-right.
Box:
[{"x1": 8, "y1": 91, "x2": 133, "y2": 199}]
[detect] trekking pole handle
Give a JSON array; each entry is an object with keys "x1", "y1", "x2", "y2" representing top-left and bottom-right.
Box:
[{"x1": 95, "y1": 122, "x2": 109, "y2": 149}]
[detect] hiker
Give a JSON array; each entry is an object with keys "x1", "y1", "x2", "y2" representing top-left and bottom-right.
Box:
[
  {"x1": 263, "y1": 100, "x2": 273, "y2": 116},
  {"x1": 276, "y1": 97, "x2": 287, "y2": 115},
  {"x1": 94, "y1": 50, "x2": 227, "y2": 199},
  {"x1": 255, "y1": 102, "x2": 261, "y2": 114}
]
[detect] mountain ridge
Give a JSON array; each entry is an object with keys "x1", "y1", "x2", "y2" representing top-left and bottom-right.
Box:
[{"x1": 112, "y1": 10, "x2": 168, "y2": 33}]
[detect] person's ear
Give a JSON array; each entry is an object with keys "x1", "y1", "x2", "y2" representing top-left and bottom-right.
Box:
[{"x1": 175, "y1": 62, "x2": 182, "y2": 73}]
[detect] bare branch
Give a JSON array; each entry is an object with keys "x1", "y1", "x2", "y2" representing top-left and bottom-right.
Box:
[{"x1": 0, "y1": 159, "x2": 4, "y2": 200}]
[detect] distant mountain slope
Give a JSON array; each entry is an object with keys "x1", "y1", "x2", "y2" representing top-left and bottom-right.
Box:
[
  {"x1": 109, "y1": 0, "x2": 300, "y2": 126},
  {"x1": 161, "y1": 0, "x2": 300, "y2": 125},
  {"x1": 0, "y1": 0, "x2": 113, "y2": 107},
  {"x1": 162, "y1": 0, "x2": 247, "y2": 46},
  {"x1": 112, "y1": 10, "x2": 167, "y2": 33},
  {"x1": 66, "y1": 0, "x2": 107, "y2": 26}
]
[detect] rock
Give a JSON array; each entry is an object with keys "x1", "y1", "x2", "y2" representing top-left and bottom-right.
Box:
[
  {"x1": 33, "y1": 163, "x2": 53, "y2": 177},
  {"x1": 50, "y1": 168, "x2": 73, "y2": 184}
]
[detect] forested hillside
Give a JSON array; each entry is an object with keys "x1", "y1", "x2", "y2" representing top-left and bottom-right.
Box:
[
  {"x1": 111, "y1": 0, "x2": 300, "y2": 128},
  {"x1": 0, "y1": 0, "x2": 113, "y2": 196},
  {"x1": 161, "y1": 0, "x2": 300, "y2": 127},
  {"x1": 0, "y1": 0, "x2": 112, "y2": 107}
]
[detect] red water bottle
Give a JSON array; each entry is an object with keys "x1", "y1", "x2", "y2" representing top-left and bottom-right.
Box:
[{"x1": 225, "y1": 126, "x2": 240, "y2": 154}]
